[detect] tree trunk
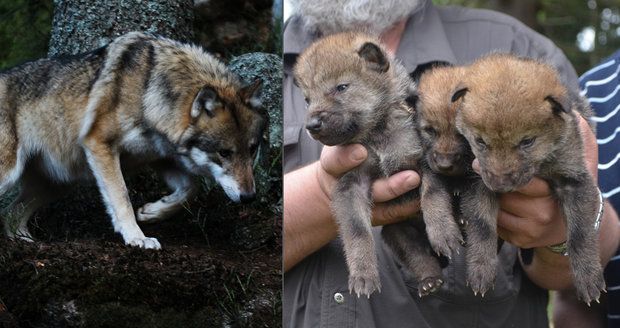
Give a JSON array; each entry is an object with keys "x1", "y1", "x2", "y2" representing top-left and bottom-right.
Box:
[{"x1": 48, "y1": 0, "x2": 194, "y2": 57}]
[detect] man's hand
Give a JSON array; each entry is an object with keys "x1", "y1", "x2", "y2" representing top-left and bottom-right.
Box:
[{"x1": 317, "y1": 144, "x2": 421, "y2": 226}]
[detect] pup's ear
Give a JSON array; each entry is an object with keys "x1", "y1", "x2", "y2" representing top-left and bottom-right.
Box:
[
  {"x1": 545, "y1": 95, "x2": 570, "y2": 114},
  {"x1": 358, "y1": 42, "x2": 389, "y2": 73},
  {"x1": 192, "y1": 86, "x2": 222, "y2": 118},
  {"x1": 451, "y1": 85, "x2": 469, "y2": 103},
  {"x1": 240, "y1": 79, "x2": 263, "y2": 109},
  {"x1": 405, "y1": 92, "x2": 419, "y2": 112}
]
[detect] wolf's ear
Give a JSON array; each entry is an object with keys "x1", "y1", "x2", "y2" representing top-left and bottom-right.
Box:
[
  {"x1": 192, "y1": 86, "x2": 221, "y2": 118},
  {"x1": 358, "y1": 42, "x2": 389, "y2": 73},
  {"x1": 405, "y1": 92, "x2": 419, "y2": 111},
  {"x1": 451, "y1": 85, "x2": 469, "y2": 103},
  {"x1": 545, "y1": 95, "x2": 570, "y2": 114},
  {"x1": 240, "y1": 79, "x2": 263, "y2": 109}
]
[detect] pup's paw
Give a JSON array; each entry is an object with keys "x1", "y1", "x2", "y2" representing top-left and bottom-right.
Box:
[
  {"x1": 427, "y1": 222, "x2": 463, "y2": 259},
  {"x1": 417, "y1": 276, "x2": 443, "y2": 297},
  {"x1": 348, "y1": 273, "x2": 381, "y2": 298},
  {"x1": 126, "y1": 237, "x2": 162, "y2": 250},
  {"x1": 136, "y1": 202, "x2": 169, "y2": 223},
  {"x1": 466, "y1": 259, "x2": 497, "y2": 297},
  {"x1": 574, "y1": 265, "x2": 606, "y2": 305}
]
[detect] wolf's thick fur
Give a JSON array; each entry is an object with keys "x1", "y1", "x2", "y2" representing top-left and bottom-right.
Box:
[
  {"x1": 295, "y1": 32, "x2": 444, "y2": 297},
  {"x1": 0, "y1": 32, "x2": 266, "y2": 249},
  {"x1": 453, "y1": 53, "x2": 604, "y2": 302}
]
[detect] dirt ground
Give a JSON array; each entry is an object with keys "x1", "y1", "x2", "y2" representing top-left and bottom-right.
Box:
[{"x1": 0, "y1": 171, "x2": 282, "y2": 328}]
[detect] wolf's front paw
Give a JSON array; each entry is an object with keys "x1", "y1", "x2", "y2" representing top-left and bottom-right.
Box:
[
  {"x1": 348, "y1": 273, "x2": 381, "y2": 298},
  {"x1": 127, "y1": 237, "x2": 162, "y2": 250},
  {"x1": 466, "y1": 258, "x2": 497, "y2": 297},
  {"x1": 574, "y1": 264, "x2": 606, "y2": 305},
  {"x1": 417, "y1": 276, "x2": 443, "y2": 297},
  {"x1": 427, "y1": 222, "x2": 463, "y2": 259}
]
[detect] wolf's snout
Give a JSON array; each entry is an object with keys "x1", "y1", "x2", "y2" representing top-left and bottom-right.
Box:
[
  {"x1": 239, "y1": 192, "x2": 256, "y2": 204},
  {"x1": 306, "y1": 116, "x2": 323, "y2": 133},
  {"x1": 433, "y1": 152, "x2": 460, "y2": 171}
]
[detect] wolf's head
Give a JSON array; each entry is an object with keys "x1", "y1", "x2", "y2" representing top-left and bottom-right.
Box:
[
  {"x1": 415, "y1": 65, "x2": 472, "y2": 176},
  {"x1": 454, "y1": 54, "x2": 573, "y2": 193},
  {"x1": 294, "y1": 32, "x2": 408, "y2": 146},
  {"x1": 178, "y1": 79, "x2": 266, "y2": 203}
]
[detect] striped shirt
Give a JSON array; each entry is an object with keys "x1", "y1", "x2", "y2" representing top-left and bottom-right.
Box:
[{"x1": 580, "y1": 50, "x2": 620, "y2": 326}]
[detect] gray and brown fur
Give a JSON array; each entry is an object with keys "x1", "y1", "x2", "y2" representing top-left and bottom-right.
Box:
[
  {"x1": 294, "y1": 32, "x2": 443, "y2": 297},
  {"x1": 0, "y1": 32, "x2": 266, "y2": 249},
  {"x1": 453, "y1": 53, "x2": 604, "y2": 303}
]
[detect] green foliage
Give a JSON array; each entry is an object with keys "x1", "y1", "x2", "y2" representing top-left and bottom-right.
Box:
[
  {"x1": 433, "y1": 0, "x2": 620, "y2": 74},
  {"x1": 0, "y1": 0, "x2": 52, "y2": 69}
]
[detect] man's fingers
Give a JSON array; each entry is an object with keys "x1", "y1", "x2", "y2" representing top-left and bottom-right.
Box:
[
  {"x1": 320, "y1": 144, "x2": 367, "y2": 177},
  {"x1": 498, "y1": 192, "x2": 555, "y2": 223},
  {"x1": 372, "y1": 170, "x2": 420, "y2": 202},
  {"x1": 371, "y1": 199, "x2": 420, "y2": 226}
]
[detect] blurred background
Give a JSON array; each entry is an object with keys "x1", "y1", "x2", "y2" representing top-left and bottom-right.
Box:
[{"x1": 283, "y1": 0, "x2": 620, "y2": 74}]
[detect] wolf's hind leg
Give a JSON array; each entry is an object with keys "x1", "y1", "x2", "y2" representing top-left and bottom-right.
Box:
[
  {"x1": 332, "y1": 169, "x2": 380, "y2": 297},
  {"x1": 137, "y1": 168, "x2": 197, "y2": 223},
  {"x1": 382, "y1": 220, "x2": 444, "y2": 297},
  {"x1": 3, "y1": 169, "x2": 63, "y2": 241}
]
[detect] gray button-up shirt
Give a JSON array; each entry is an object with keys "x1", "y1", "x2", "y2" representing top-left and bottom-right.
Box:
[{"x1": 283, "y1": 2, "x2": 579, "y2": 327}]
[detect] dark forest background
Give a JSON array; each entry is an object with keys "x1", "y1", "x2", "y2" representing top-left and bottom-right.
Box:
[{"x1": 434, "y1": 0, "x2": 620, "y2": 74}]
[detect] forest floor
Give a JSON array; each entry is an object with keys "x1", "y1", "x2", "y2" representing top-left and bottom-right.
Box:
[{"x1": 0, "y1": 171, "x2": 281, "y2": 328}]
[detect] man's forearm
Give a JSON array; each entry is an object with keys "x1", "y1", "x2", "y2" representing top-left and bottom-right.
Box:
[
  {"x1": 284, "y1": 162, "x2": 338, "y2": 272},
  {"x1": 523, "y1": 201, "x2": 620, "y2": 290}
]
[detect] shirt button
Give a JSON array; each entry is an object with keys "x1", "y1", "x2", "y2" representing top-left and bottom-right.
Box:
[{"x1": 334, "y1": 292, "x2": 345, "y2": 304}]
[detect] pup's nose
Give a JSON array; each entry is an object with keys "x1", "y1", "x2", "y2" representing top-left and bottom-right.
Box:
[
  {"x1": 239, "y1": 192, "x2": 256, "y2": 204},
  {"x1": 306, "y1": 116, "x2": 323, "y2": 133},
  {"x1": 434, "y1": 152, "x2": 456, "y2": 171}
]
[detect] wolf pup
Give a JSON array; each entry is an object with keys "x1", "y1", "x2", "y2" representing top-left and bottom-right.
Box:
[
  {"x1": 294, "y1": 32, "x2": 450, "y2": 297},
  {"x1": 0, "y1": 32, "x2": 266, "y2": 250},
  {"x1": 453, "y1": 53, "x2": 605, "y2": 303}
]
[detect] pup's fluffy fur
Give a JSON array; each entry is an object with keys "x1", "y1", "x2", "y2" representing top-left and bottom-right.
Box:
[
  {"x1": 294, "y1": 32, "x2": 444, "y2": 297},
  {"x1": 453, "y1": 53, "x2": 604, "y2": 303}
]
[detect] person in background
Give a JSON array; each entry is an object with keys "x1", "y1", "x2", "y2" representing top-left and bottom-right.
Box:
[
  {"x1": 553, "y1": 50, "x2": 620, "y2": 328},
  {"x1": 283, "y1": 0, "x2": 620, "y2": 326}
]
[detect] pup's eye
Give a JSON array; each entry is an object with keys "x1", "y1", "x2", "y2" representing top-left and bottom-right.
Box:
[
  {"x1": 304, "y1": 97, "x2": 310, "y2": 108},
  {"x1": 475, "y1": 137, "x2": 487, "y2": 149},
  {"x1": 218, "y1": 149, "x2": 233, "y2": 158},
  {"x1": 335, "y1": 84, "x2": 349, "y2": 92},
  {"x1": 423, "y1": 126, "x2": 437, "y2": 137},
  {"x1": 519, "y1": 137, "x2": 536, "y2": 149}
]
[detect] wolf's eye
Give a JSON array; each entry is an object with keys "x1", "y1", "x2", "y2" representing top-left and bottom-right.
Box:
[
  {"x1": 423, "y1": 126, "x2": 437, "y2": 137},
  {"x1": 519, "y1": 137, "x2": 536, "y2": 149},
  {"x1": 335, "y1": 84, "x2": 349, "y2": 92},
  {"x1": 475, "y1": 137, "x2": 487, "y2": 149},
  {"x1": 218, "y1": 149, "x2": 233, "y2": 158}
]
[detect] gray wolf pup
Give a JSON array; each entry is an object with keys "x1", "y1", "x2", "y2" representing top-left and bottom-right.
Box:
[
  {"x1": 294, "y1": 32, "x2": 450, "y2": 297},
  {"x1": 453, "y1": 53, "x2": 605, "y2": 303},
  {"x1": 0, "y1": 32, "x2": 266, "y2": 250}
]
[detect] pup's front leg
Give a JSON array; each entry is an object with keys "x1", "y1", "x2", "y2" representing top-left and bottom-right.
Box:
[
  {"x1": 332, "y1": 168, "x2": 380, "y2": 297},
  {"x1": 83, "y1": 140, "x2": 160, "y2": 250},
  {"x1": 137, "y1": 166, "x2": 197, "y2": 223},
  {"x1": 461, "y1": 181, "x2": 499, "y2": 296},
  {"x1": 556, "y1": 176, "x2": 605, "y2": 304},
  {"x1": 420, "y1": 168, "x2": 462, "y2": 259}
]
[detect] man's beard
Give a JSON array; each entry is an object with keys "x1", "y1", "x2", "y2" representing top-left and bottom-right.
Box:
[{"x1": 291, "y1": 0, "x2": 425, "y2": 36}]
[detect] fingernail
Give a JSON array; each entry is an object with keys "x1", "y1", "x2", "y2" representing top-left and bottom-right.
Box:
[
  {"x1": 350, "y1": 146, "x2": 366, "y2": 162},
  {"x1": 404, "y1": 173, "x2": 419, "y2": 189}
]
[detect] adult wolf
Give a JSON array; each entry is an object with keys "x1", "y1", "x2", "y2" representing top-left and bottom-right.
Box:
[{"x1": 0, "y1": 32, "x2": 266, "y2": 249}]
